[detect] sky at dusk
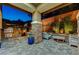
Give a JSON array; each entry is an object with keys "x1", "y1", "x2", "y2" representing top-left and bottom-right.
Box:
[{"x1": 2, "y1": 5, "x2": 32, "y2": 22}]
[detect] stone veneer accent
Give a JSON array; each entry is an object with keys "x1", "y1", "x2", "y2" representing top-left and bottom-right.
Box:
[{"x1": 32, "y1": 23, "x2": 42, "y2": 43}]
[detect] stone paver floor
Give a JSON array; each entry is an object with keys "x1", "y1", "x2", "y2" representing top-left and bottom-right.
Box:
[{"x1": 0, "y1": 39, "x2": 78, "y2": 55}]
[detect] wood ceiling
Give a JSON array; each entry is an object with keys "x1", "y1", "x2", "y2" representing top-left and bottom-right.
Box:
[{"x1": 31, "y1": 3, "x2": 42, "y2": 7}]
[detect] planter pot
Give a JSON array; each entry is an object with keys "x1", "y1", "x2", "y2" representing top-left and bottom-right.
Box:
[{"x1": 28, "y1": 37, "x2": 35, "y2": 45}]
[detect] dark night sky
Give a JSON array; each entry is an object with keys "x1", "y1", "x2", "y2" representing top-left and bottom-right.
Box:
[{"x1": 2, "y1": 5, "x2": 32, "y2": 22}]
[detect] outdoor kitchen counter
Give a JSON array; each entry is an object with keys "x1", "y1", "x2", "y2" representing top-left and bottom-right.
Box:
[{"x1": 52, "y1": 34, "x2": 68, "y2": 42}]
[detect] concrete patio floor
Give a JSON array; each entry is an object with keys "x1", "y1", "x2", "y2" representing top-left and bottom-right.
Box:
[{"x1": 0, "y1": 39, "x2": 78, "y2": 55}]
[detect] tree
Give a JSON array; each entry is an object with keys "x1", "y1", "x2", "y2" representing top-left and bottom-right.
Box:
[{"x1": 63, "y1": 16, "x2": 73, "y2": 34}]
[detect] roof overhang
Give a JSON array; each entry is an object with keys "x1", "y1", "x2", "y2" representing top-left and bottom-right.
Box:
[{"x1": 7, "y1": 3, "x2": 72, "y2": 14}]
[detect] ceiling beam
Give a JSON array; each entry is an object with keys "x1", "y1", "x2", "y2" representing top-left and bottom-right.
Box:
[
  {"x1": 9, "y1": 3, "x2": 36, "y2": 13},
  {"x1": 9, "y1": 3, "x2": 72, "y2": 14},
  {"x1": 37, "y1": 3, "x2": 72, "y2": 14},
  {"x1": 43, "y1": 3, "x2": 72, "y2": 14},
  {"x1": 37, "y1": 3, "x2": 62, "y2": 13}
]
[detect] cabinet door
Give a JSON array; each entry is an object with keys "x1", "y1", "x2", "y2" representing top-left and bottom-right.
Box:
[{"x1": 69, "y1": 35, "x2": 78, "y2": 46}]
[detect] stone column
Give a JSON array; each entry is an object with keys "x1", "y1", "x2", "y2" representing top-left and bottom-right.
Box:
[
  {"x1": 77, "y1": 20, "x2": 79, "y2": 37},
  {"x1": 77, "y1": 13, "x2": 79, "y2": 37},
  {"x1": 0, "y1": 6, "x2": 2, "y2": 48},
  {"x1": 77, "y1": 18, "x2": 79, "y2": 54},
  {"x1": 76, "y1": 11, "x2": 79, "y2": 54},
  {"x1": 32, "y1": 10, "x2": 42, "y2": 43}
]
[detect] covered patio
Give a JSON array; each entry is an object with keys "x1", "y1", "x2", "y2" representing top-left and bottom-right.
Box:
[{"x1": 0, "y1": 3, "x2": 79, "y2": 55}]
